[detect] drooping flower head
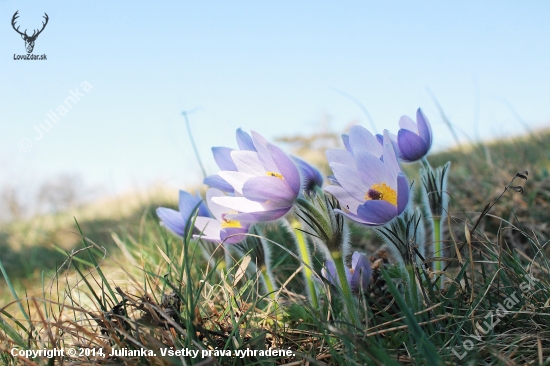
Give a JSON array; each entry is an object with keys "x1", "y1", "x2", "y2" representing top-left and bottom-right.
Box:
[
  {"x1": 325, "y1": 129, "x2": 409, "y2": 226},
  {"x1": 322, "y1": 252, "x2": 372, "y2": 293},
  {"x1": 395, "y1": 108, "x2": 432, "y2": 162},
  {"x1": 291, "y1": 156, "x2": 323, "y2": 195},
  {"x1": 211, "y1": 131, "x2": 301, "y2": 224},
  {"x1": 156, "y1": 190, "x2": 210, "y2": 236}
]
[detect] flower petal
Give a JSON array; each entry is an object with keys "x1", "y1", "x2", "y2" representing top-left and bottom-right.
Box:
[
  {"x1": 221, "y1": 227, "x2": 249, "y2": 244},
  {"x1": 236, "y1": 128, "x2": 256, "y2": 151},
  {"x1": 212, "y1": 147, "x2": 237, "y2": 171},
  {"x1": 326, "y1": 149, "x2": 356, "y2": 167},
  {"x1": 416, "y1": 108, "x2": 432, "y2": 149},
  {"x1": 382, "y1": 130, "x2": 402, "y2": 181},
  {"x1": 231, "y1": 150, "x2": 265, "y2": 176},
  {"x1": 268, "y1": 143, "x2": 301, "y2": 195},
  {"x1": 329, "y1": 162, "x2": 368, "y2": 202},
  {"x1": 397, "y1": 129, "x2": 429, "y2": 162},
  {"x1": 211, "y1": 196, "x2": 267, "y2": 213},
  {"x1": 397, "y1": 173, "x2": 410, "y2": 215},
  {"x1": 194, "y1": 216, "x2": 222, "y2": 240},
  {"x1": 292, "y1": 156, "x2": 323, "y2": 192},
  {"x1": 342, "y1": 134, "x2": 352, "y2": 153},
  {"x1": 156, "y1": 207, "x2": 185, "y2": 236},
  {"x1": 324, "y1": 185, "x2": 361, "y2": 215},
  {"x1": 204, "y1": 174, "x2": 235, "y2": 193},
  {"x1": 251, "y1": 131, "x2": 279, "y2": 173},
  {"x1": 242, "y1": 176, "x2": 295, "y2": 207},
  {"x1": 217, "y1": 171, "x2": 256, "y2": 194},
  {"x1": 349, "y1": 125, "x2": 383, "y2": 158},
  {"x1": 356, "y1": 200, "x2": 398, "y2": 225},
  {"x1": 178, "y1": 190, "x2": 202, "y2": 222},
  {"x1": 205, "y1": 188, "x2": 229, "y2": 222},
  {"x1": 227, "y1": 207, "x2": 290, "y2": 223},
  {"x1": 351, "y1": 252, "x2": 371, "y2": 292},
  {"x1": 399, "y1": 115, "x2": 418, "y2": 133}
]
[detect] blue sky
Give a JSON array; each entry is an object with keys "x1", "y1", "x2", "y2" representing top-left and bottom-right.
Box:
[{"x1": 1, "y1": 1, "x2": 549, "y2": 199}]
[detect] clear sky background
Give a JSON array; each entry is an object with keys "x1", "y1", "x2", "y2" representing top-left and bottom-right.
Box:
[{"x1": 1, "y1": 1, "x2": 549, "y2": 201}]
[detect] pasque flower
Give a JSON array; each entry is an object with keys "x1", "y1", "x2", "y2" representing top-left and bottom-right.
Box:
[
  {"x1": 322, "y1": 252, "x2": 372, "y2": 292},
  {"x1": 395, "y1": 108, "x2": 433, "y2": 162},
  {"x1": 156, "y1": 190, "x2": 210, "y2": 236},
  {"x1": 211, "y1": 131, "x2": 301, "y2": 224},
  {"x1": 325, "y1": 130, "x2": 409, "y2": 226}
]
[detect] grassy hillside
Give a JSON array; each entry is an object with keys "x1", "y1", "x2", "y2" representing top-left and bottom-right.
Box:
[{"x1": 1, "y1": 129, "x2": 550, "y2": 365}]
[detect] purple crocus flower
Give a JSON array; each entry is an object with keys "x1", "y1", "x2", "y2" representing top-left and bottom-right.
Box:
[
  {"x1": 211, "y1": 131, "x2": 301, "y2": 224},
  {"x1": 203, "y1": 128, "x2": 257, "y2": 193},
  {"x1": 291, "y1": 156, "x2": 323, "y2": 194},
  {"x1": 194, "y1": 188, "x2": 249, "y2": 244},
  {"x1": 395, "y1": 108, "x2": 432, "y2": 162},
  {"x1": 156, "y1": 190, "x2": 210, "y2": 236},
  {"x1": 322, "y1": 252, "x2": 372, "y2": 292},
  {"x1": 324, "y1": 130, "x2": 409, "y2": 226}
]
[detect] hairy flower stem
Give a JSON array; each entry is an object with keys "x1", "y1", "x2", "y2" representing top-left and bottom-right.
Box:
[
  {"x1": 331, "y1": 251, "x2": 359, "y2": 325},
  {"x1": 260, "y1": 266, "x2": 279, "y2": 313},
  {"x1": 433, "y1": 217, "x2": 442, "y2": 287},
  {"x1": 291, "y1": 220, "x2": 319, "y2": 310}
]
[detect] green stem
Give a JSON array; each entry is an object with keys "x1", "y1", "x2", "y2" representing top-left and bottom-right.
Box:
[
  {"x1": 433, "y1": 217, "x2": 442, "y2": 287},
  {"x1": 291, "y1": 220, "x2": 319, "y2": 310},
  {"x1": 405, "y1": 264, "x2": 419, "y2": 313},
  {"x1": 260, "y1": 267, "x2": 277, "y2": 302},
  {"x1": 331, "y1": 251, "x2": 358, "y2": 325}
]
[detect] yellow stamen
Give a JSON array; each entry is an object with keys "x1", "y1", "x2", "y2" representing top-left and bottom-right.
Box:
[
  {"x1": 221, "y1": 218, "x2": 242, "y2": 229},
  {"x1": 364, "y1": 183, "x2": 397, "y2": 206},
  {"x1": 266, "y1": 171, "x2": 283, "y2": 179}
]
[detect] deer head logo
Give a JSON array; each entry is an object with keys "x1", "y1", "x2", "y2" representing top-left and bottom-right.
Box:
[{"x1": 12, "y1": 11, "x2": 49, "y2": 54}]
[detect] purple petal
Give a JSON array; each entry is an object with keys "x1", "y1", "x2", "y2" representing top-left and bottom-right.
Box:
[
  {"x1": 324, "y1": 185, "x2": 361, "y2": 215},
  {"x1": 221, "y1": 227, "x2": 249, "y2": 244},
  {"x1": 251, "y1": 131, "x2": 279, "y2": 172},
  {"x1": 397, "y1": 129, "x2": 429, "y2": 162},
  {"x1": 231, "y1": 150, "x2": 265, "y2": 176},
  {"x1": 292, "y1": 156, "x2": 323, "y2": 192},
  {"x1": 382, "y1": 130, "x2": 402, "y2": 181},
  {"x1": 227, "y1": 207, "x2": 290, "y2": 223},
  {"x1": 217, "y1": 171, "x2": 255, "y2": 194},
  {"x1": 205, "y1": 188, "x2": 229, "y2": 222},
  {"x1": 353, "y1": 147, "x2": 393, "y2": 189},
  {"x1": 375, "y1": 134, "x2": 383, "y2": 145},
  {"x1": 349, "y1": 125, "x2": 383, "y2": 158},
  {"x1": 179, "y1": 191, "x2": 203, "y2": 222},
  {"x1": 242, "y1": 176, "x2": 296, "y2": 207},
  {"x1": 351, "y1": 252, "x2": 371, "y2": 292},
  {"x1": 334, "y1": 208, "x2": 382, "y2": 226},
  {"x1": 194, "y1": 216, "x2": 222, "y2": 240},
  {"x1": 236, "y1": 128, "x2": 256, "y2": 151},
  {"x1": 329, "y1": 163, "x2": 368, "y2": 202},
  {"x1": 323, "y1": 259, "x2": 352, "y2": 288},
  {"x1": 398, "y1": 115, "x2": 417, "y2": 133},
  {"x1": 212, "y1": 147, "x2": 237, "y2": 171},
  {"x1": 342, "y1": 134, "x2": 352, "y2": 153},
  {"x1": 356, "y1": 200, "x2": 398, "y2": 225},
  {"x1": 326, "y1": 149, "x2": 356, "y2": 167},
  {"x1": 156, "y1": 207, "x2": 185, "y2": 236},
  {"x1": 211, "y1": 196, "x2": 266, "y2": 213},
  {"x1": 203, "y1": 175, "x2": 235, "y2": 193},
  {"x1": 416, "y1": 108, "x2": 432, "y2": 150},
  {"x1": 327, "y1": 175, "x2": 341, "y2": 186},
  {"x1": 268, "y1": 143, "x2": 301, "y2": 196},
  {"x1": 397, "y1": 173, "x2": 409, "y2": 215}
]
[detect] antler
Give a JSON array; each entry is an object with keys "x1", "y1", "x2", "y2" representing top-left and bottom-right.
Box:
[
  {"x1": 11, "y1": 11, "x2": 27, "y2": 37},
  {"x1": 29, "y1": 13, "x2": 49, "y2": 39}
]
